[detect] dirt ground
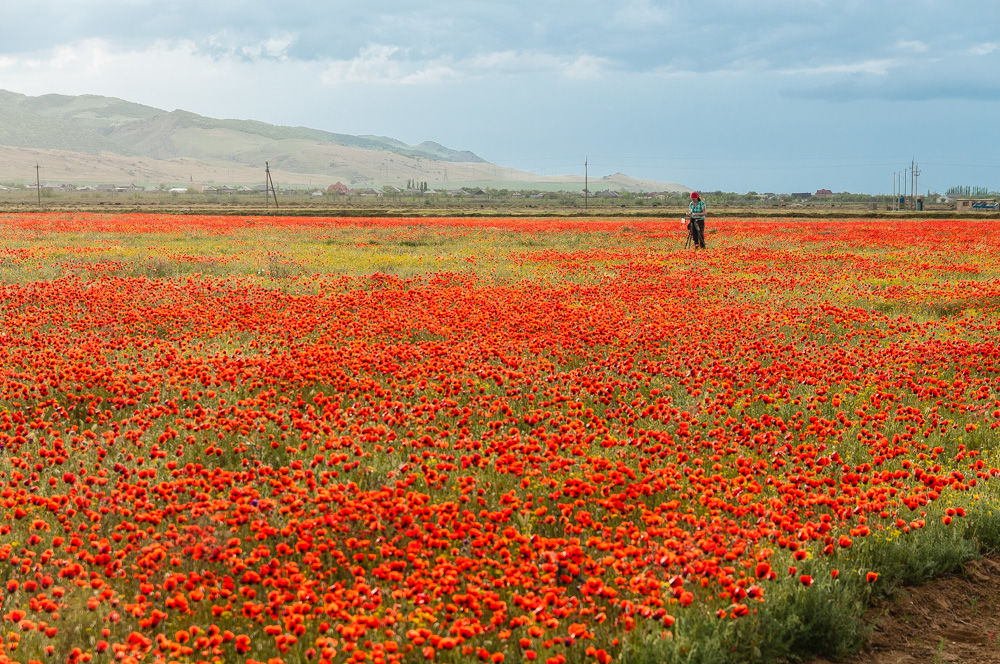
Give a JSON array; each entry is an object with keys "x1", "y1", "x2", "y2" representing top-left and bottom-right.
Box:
[{"x1": 813, "y1": 556, "x2": 1000, "y2": 664}]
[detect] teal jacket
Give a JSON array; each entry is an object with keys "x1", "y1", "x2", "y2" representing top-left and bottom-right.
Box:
[{"x1": 689, "y1": 199, "x2": 706, "y2": 217}]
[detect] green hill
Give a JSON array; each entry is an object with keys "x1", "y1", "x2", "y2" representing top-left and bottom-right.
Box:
[
  {"x1": 0, "y1": 90, "x2": 486, "y2": 165},
  {"x1": 0, "y1": 90, "x2": 688, "y2": 192}
]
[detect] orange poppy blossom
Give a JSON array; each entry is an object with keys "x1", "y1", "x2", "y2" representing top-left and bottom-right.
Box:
[{"x1": 0, "y1": 212, "x2": 994, "y2": 662}]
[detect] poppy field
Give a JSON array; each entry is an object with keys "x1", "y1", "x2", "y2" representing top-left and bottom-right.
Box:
[{"x1": 1, "y1": 213, "x2": 1000, "y2": 664}]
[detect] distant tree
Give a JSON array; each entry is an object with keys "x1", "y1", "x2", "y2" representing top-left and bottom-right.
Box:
[{"x1": 947, "y1": 185, "x2": 994, "y2": 197}]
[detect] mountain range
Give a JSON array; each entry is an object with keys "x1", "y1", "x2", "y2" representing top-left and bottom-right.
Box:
[{"x1": 0, "y1": 90, "x2": 688, "y2": 193}]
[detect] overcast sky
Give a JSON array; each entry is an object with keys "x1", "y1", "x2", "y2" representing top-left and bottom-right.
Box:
[{"x1": 1, "y1": 1, "x2": 998, "y2": 193}]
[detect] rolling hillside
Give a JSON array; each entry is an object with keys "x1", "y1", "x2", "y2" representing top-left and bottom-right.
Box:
[{"x1": 0, "y1": 90, "x2": 689, "y2": 192}]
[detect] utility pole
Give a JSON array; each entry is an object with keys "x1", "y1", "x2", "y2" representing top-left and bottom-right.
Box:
[
  {"x1": 265, "y1": 161, "x2": 278, "y2": 209},
  {"x1": 584, "y1": 157, "x2": 589, "y2": 210},
  {"x1": 903, "y1": 168, "x2": 909, "y2": 209},
  {"x1": 910, "y1": 159, "x2": 914, "y2": 210},
  {"x1": 35, "y1": 164, "x2": 41, "y2": 205},
  {"x1": 913, "y1": 160, "x2": 920, "y2": 209}
]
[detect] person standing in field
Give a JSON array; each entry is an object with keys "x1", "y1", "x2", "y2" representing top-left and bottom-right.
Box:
[{"x1": 687, "y1": 191, "x2": 707, "y2": 249}]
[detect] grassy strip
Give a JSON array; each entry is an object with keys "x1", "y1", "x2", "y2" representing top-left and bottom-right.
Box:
[{"x1": 619, "y1": 499, "x2": 1000, "y2": 664}]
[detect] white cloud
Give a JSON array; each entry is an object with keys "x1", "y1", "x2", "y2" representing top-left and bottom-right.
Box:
[
  {"x1": 0, "y1": 38, "x2": 294, "y2": 117},
  {"x1": 966, "y1": 42, "x2": 998, "y2": 56},
  {"x1": 320, "y1": 44, "x2": 458, "y2": 84},
  {"x1": 321, "y1": 44, "x2": 400, "y2": 83},
  {"x1": 466, "y1": 50, "x2": 552, "y2": 74},
  {"x1": 562, "y1": 54, "x2": 611, "y2": 80},
  {"x1": 2, "y1": 36, "x2": 298, "y2": 82},
  {"x1": 895, "y1": 40, "x2": 928, "y2": 53},
  {"x1": 462, "y1": 50, "x2": 611, "y2": 80},
  {"x1": 202, "y1": 31, "x2": 297, "y2": 61},
  {"x1": 51, "y1": 40, "x2": 114, "y2": 72},
  {"x1": 0, "y1": 39, "x2": 128, "y2": 74},
  {"x1": 399, "y1": 63, "x2": 459, "y2": 84},
  {"x1": 777, "y1": 58, "x2": 896, "y2": 76},
  {"x1": 3, "y1": 36, "x2": 613, "y2": 98},
  {"x1": 464, "y1": 50, "x2": 609, "y2": 78},
  {"x1": 320, "y1": 45, "x2": 612, "y2": 85},
  {"x1": 243, "y1": 35, "x2": 295, "y2": 60}
]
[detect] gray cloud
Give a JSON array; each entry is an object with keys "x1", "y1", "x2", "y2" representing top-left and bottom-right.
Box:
[
  {"x1": 778, "y1": 41, "x2": 1000, "y2": 102},
  {"x1": 5, "y1": 1, "x2": 999, "y2": 92},
  {"x1": 5, "y1": 1, "x2": 995, "y2": 74}
]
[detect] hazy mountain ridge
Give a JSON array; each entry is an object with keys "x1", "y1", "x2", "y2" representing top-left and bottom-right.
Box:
[
  {"x1": 0, "y1": 90, "x2": 485, "y2": 163},
  {"x1": 0, "y1": 90, "x2": 689, "y2": 192}
]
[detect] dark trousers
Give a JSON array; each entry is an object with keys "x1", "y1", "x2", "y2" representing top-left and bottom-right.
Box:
[{"x1": 689, "y1": 217, "x2": 706, "y2": 249}]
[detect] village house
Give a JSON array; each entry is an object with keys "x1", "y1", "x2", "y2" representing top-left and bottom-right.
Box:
[{"x1": 955, "y1": 198, "x2": 999, "y2": 211}]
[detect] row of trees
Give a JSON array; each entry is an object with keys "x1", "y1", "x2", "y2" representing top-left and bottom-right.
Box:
[{"x1": 946, "y1": 185, "x2": 997, "y2": 197}]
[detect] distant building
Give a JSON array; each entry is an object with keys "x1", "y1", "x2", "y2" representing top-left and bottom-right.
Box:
[
  {"x1": 814, "y1": 189, "x2": 833, "y2": 197},
  {"x1": 956, "y1": 198, "x2": 999, "y2": 211}
]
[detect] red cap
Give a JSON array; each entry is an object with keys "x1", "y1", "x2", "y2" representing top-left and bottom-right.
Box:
[{"x1": 690, "y1": 191, "x2": 699, "y2": 199}]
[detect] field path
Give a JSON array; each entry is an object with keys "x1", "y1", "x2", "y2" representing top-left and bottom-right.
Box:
[{"x1": 815, "y1": 556, "x2": 1000, "y2": 663}]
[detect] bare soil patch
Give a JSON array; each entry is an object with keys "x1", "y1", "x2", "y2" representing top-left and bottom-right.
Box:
[{"x1": 814, "y1": 556, "x2": 1000, "y2": 664}]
